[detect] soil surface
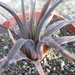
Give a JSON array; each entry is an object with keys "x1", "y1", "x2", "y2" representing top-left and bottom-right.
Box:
[{"x1": 0, "y1": 27, "x2": 75, "y2": 75}]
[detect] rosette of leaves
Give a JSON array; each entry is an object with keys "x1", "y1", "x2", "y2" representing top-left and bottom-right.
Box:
[{"x1": 0, "y1": 0, "x2": 75, "y2": 75}]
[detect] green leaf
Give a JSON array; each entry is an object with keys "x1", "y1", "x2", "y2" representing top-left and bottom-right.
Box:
[{"x1": 32, "y1": 26, "x2": 36, "y2": 37}]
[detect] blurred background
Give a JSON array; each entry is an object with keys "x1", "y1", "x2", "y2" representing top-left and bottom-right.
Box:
[{"x1": 0, "y1": 0, "x2": 75, "y2": 23}]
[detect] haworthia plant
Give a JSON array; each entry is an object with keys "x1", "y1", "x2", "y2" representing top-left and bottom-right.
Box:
[{"x1": 0, "y1": 0, "x2": 75, "y2": 75}]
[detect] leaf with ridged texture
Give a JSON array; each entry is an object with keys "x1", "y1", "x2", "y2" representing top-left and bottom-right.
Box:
[
  {"x1": 40, "y1": 14, "x2": 54, "y2": 39},
  {"x1": 35, "y1": 0, "x2": 63, "y2": 42},
  {"x1": 37, "y1": 0, "x2": 52, "y2": 26},
  {"x1": 7, "y1": 38, "x2": 30, "y2": 60},
  {"x1": 0, "y1": 52, "x2": 30, "y2": 74},
  {"x1": 21, "y1": 0, "x2": 28, "y2": 38},
  {"x1": 0, "y1": 2, "x2": 26, "y2": 38},
  {"x1": 42, "y1": 20, "x2": 75, "y2": 37},
  {"x1": 0, "y1": 38, "x2": 26, "y2": 73},
  {"x1": 37, "y1": 37, "x2": 75, "y2": 62},
  {"x1": 55, "y1": 36, "x2": 75, "y2": 45},
  {"x1": 10, "y1": 52, "x2": 30, "y2": 63},
  {"x1": 29, "y1": 0, "x2": 36, "y2": 39},
  {"x1": 0, "y1": 52, "x2": 29, "y2": 65},
  {"x1": 0, "y1": 38, "x2": 33, "y2": 72}
]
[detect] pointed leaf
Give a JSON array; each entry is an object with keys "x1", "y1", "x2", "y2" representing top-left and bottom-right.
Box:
[
  {"x1": 35, "y1": 0, "x2": 63, "y2": 42},
  {"x1": 55, "y1": 36, "x2": 75, "y2": 45},
  {"x1": 40, "y1": 14, "x2": 54, "y2": 38},
  {"x1": 37, "y1": 37, "x2": 75, "y2": 62},
  {"x1": 21, "y1": 0, "x2": 28, "y2": 38},
  {"x1": 0, "y1": 38, "x2": 30, "y2": 72},
  {"x1": 37, "y1": 0, "x2": 52, "y2": 26},
  {"x1": 9, "y1": 52, "x2": 30, "y2": 64},
  {"x1": 0, "y1": 52, "x2": 30, "y2": 74},
  {"x1": 0, "y1": 52, "x2": 29, "y2": 65},
  {"x1": 42, "y1": 0, "x2": 63, "y2": 22},
  {"x1": 7, "y1": 38, "x2": 28, "y2": 60},
  {"x1": 0, "y1": 2, "x2": 26, "y2": 38},
  {"x1": 29, "y1": 0, "x2": 36, "y2": 39},
  {"x1": 42, "y1": 20, "x2": 75, "y2": 37}
]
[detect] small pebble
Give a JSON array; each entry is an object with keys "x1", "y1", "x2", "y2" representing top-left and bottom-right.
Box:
[{"x1": 3, "y1": 46, "x2": 8, "y2": 50}]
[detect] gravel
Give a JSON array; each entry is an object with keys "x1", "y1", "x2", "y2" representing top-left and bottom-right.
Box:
[{"x1": 0, "y1": 0, "x2": 75, "y2": 75}]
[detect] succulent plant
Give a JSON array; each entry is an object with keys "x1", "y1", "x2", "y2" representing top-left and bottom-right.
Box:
[{"x1": 0, "y1": 0, "x2": 75, "y2": 75}]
